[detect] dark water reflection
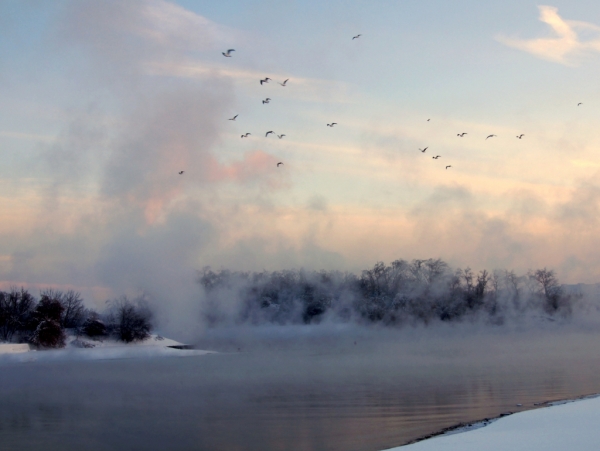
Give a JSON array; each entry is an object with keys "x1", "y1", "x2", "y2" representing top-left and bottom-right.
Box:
[{"x1": 2, "y1": 327, "x2": 600, "y2": 451}]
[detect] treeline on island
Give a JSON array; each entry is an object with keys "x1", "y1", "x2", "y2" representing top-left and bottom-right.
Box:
[
  {"x1": 200, "y1": 259, "x2": 577, "y2": 327},
  {"x1": 0, "y1": 258, "x2": 582, "y2": 348},
  {"x1": 0, "y1": 290, "x2": 152, "y2": 349}
]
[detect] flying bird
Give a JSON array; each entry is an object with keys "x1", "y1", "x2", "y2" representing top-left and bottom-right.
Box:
[
  {"x1": 229, "y1": 114, "x2": 238, "y2": 121},
  {"x1": 446, "y1": 165, "x2": 451, "y2": 169},
  {"x1": 222, "y1": 49, "x2": 235, "y2": 57},
  {"x1": 352, "y1": 34, "x2": 362, "y2": 40},
  {"x1": 241, "y1": 133, "x2": 251, "y2": 138},
  {"x1": 486, "y1": 134, "x2": 497, "y2": 140},
  {"x1": 277, "y1": 162, "x2": 284, "y2": 167},
  {"x1": 178, "y1": 171, "x2": 184, "y2": 175},
  {"x1": 427, "y1": 119, "x2": 431, "y2": 121},
  {"x1": 578, "y1": 102, "x2": 583, "y2": 106},
  {"x1": 419, "y1": 147, "x2": 428, "y2": 153},
  {"x1": 262, "y1": 98, "x2": 271, "y2": 104},
  {"x1": 277, "y1": 134, "x2": 286, "y2": 139},
  {"x1": 432, "y1": 155, "x2": 441, "y2": 159},
  {"x1": 457, "y1": 133, "x2": 467, "y2": 137},
  {"x1": 279, "y1": 79, "x2": 289, "y2": 86},
  {"x1": 260, "y1": 77, "x2": 271, "y2": 85},
  {"x1": 516, "y1": 134, "x2": 524, "y2": 139},
  {"x1": 265, "y1": 131, "x2": 274, "y2": 137},
  {"x1": 327, "y1": 123, "x2": 337, "y2": 127}
]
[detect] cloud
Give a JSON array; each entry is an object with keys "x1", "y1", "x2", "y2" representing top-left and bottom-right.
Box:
[
  {"x1": 58, "y1": 0, "x2": 232, "y2": 88},
  {"x1": 497, "y1": 5, "x2": 600, "y2": 65}
]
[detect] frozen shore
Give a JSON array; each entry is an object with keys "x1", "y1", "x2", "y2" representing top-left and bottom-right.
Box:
[
  {"x1": 0, "y1": 334, "x2": 215, "y2": 363},
  {"x1": 384, "y1": 394, "x2": 600, "y2": 451}
]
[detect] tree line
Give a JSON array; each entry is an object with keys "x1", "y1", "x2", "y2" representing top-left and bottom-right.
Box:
[
  {"x1": 0, "y1": 289, "x2": 152, "y2": 348},
  {"x1": 199, "y1": 259, "x2": 575, "y2": 326}
]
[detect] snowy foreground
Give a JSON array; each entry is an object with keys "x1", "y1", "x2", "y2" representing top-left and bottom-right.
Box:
[
  {"x1": 0, "y1": 334, "x2": 214, "y2": 363},
  {"x1": 385, "y1": 394, "x2": 600, "y2": 451}
]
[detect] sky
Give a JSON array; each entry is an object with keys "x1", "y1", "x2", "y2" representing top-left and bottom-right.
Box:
[{"x1": 2, "y1": 0, "x2": 600, "y2": 306}]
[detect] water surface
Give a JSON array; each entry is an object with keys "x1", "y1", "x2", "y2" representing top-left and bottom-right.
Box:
[{"x1": 1, "y1": 326, "x2": 600, "y2": 451}]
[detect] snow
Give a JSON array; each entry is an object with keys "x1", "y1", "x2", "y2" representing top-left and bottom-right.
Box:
[
  {"x1": 0, "y1": 343, "x2": 30, "y2": 354},
  {"x1": 0, "y1": 334, "x2": 215, "y2": 363},
  {"x1": 384, "y1": 395, "x2": 600, "y2": 451}
]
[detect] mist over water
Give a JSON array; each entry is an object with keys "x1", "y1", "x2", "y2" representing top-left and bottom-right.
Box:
[{"x1": 2, "y1": 324, "x2": 600, "y2": 451}]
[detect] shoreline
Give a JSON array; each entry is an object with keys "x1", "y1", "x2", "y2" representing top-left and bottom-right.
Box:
[
  {"x1": 0, "y1": 334, "x2": 216, "y2": 362},
  {"x1": 389, "y1": 392, "x2": 600, "y2": 450}
]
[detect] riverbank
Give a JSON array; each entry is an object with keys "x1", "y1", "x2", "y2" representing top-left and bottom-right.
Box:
[
  {"x1": 0, "y1": 334, "x2": 215, "y2": 363},
  {"x1": 384, "y1": 393, "x2": 600, "y2": 450}
]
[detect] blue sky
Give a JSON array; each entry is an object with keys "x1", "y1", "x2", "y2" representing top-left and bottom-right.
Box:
[{"x1": 2, "y1": 1, "x2": 600, "y2": 305}]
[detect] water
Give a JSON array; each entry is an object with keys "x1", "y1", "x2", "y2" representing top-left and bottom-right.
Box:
[{"x1": 2, "y1": 326, "x2": 600, "y2": 451}]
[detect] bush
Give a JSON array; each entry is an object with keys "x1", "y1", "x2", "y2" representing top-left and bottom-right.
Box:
[
  {"x1": 31, "y1": 319, "x2": 66, "y2": 348},
  {"x1": 82, "y1": 317, "x2": 108, "y2": 338},
  {"x1": 29, "y1": 297, "x2": 66, "y2": 348}
]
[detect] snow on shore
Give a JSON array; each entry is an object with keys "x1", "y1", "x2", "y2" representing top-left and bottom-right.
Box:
[
  {"x1": 385, "y1": 394, "x2": 600, "y2": 451},
  {"x1": 0, "y1": 334, "x2": 215, "y2": 363},
  {"x1": 0, "y1": 343, "x2": 30, "y2": 354}
]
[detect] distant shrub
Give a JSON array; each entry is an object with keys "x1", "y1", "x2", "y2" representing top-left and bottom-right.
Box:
[
  {"x1": 29, "y1": 297, "x2": 66, "y2": 348},
  {"x1": 30, "y1": 319, "x2": 65, "y2": 348},
  {"x1": 82, "y1": 317, "x2": 107, "y2": 338}
]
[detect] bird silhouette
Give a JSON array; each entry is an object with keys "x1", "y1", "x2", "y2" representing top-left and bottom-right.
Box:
[
  {"x1": 419, "y1": 147, "x2": 428, "y2": 153},
  {"x1": 229, "y1": 114, "x2": 238, "y2": 121},
  {"x1": 279, "y1": 79, "x2": 289, "y2": 86},
  {"x1": 427, "y1": 119, "x2": 431, "y2": 121},
  {"x1": 241, "y1": 133, "x2": 251, "y2": 138},
  {"x1": 516, "y1": 134, "x2": 524, "y2": 139},
  {"x1": 457, "y1": 133, "x2": 467, "y2": 137},
  {"x1": 262, "y1": 98, "x2": 271, "y2": 104},
  {"x1": 222, "y1": 49, "x2": 235, "y2": 57},
  {"x1": 327, "y1": 123, "x2": 337, "y2": 127},
  {"x1": 352, "y1": 34, "x2": 362, "y2": 40},
  {"x1": 260, "y1": 77, "x2": 271, "y2": 85},
  {"x1": 446, "y1": 165, "x2": 451, "y2": 169},
  {"x1": 432, "y1": 155, "x2": 441, "y2": 159},
  {"x1": 265, "y1": 131, "x2": 274, "y2": 137},
  {"x1": 178, "y1": 171, "x2": 184, "y2": 175},
  {"x1": 277, "y1": 162, "x2": 284, "y2": 167},
  {"x1": 578, "y1": 102, "x2": 583, "y2": 106},
  {"x1": 277, "y1": 134, "x2": 286, "y2": 139},
  {"x1": 486, "y1": 134, "x2": 497, "y2": 140}
]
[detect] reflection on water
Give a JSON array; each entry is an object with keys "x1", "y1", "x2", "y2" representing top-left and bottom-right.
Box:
[{"x1": 2, "y1": 328, "x2": 600, "y2": 451}]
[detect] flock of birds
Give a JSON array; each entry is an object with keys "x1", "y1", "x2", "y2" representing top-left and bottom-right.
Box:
[{"x1": 176, "y1": 40, "x2": 585, "y2": 175}]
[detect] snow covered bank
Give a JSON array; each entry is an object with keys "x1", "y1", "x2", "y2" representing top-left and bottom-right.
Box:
[
  {"x1": 0, "y1": 343, "x2": 30, "y2": 354},
  {"x1": 385, "y1": 394, "x2": 600, "y2": 451},
  {"x1": 0, "y1": 334, "x2": 215, "y2": 363}
]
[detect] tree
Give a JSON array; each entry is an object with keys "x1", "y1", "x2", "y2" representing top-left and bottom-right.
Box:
[
  {"x1": 110, "y1": 297, "x2": 152, "y2": 343},
  {"x1": 39, "y1": 289, "x2": 86, "y2": 328},
  {"x1": 0, "y1": 288, "x2": 36, "y2": 342},
  {"x1": 530, "y1": 268, "x2": 569, "y2": 314}
]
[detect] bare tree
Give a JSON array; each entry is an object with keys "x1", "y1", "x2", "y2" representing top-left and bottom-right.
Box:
[
  {"x1": 0, "y1": 288, "x2": 36, "y2": 342},
  {"x1": 530, "y1": 268, "x2": 569, "y2": 314},
  {"x1": 109, "y1": 297, "x2": 152, "y2": 343},
  {"x1": 61, "y1": 291, "x2": 85, "y2": 328}
]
